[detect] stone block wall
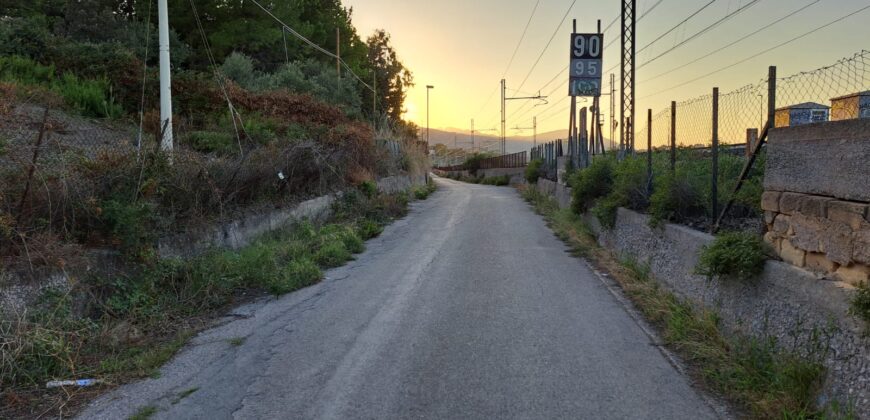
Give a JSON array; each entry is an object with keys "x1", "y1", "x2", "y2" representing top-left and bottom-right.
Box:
[
  {"x1": 762, "y1": 192, "x2": 870, "y2": 286},
  {"x1": 763, "y1": 119, "x2": 870, "y2": 286}
]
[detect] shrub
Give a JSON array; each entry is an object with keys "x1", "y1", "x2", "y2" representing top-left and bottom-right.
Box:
[
  {"x1": 314, "y1": 240, "x2": 352, "y2": 268},
  {"x1": 184, "y1": 131, "x2": 239, "y2": 155},
  {"x1": 357, "y1": 219, "x2": 383, "y2": 240},
  {"x1": 480, "y1": 175, "x2": 510, "y2": 186},
  {"x1": 268, "y1": 258, "x2": 322, "y2": 296},
  {"x1": 359, "y1": 180, "x2": 378, "y2": 198},
  {"x1": 569, "y1": 156, "x2": 614, "y2": 213},
  {"x1": 696, "y1": 231, "x2": 768, "y2": 281},
  {"x1": 0, "y1": 55, "x2": 54, "y2": 84},
  {"x1": 525, "y1": 159, "x2": 544, "y2": 184},
  {"x1": 649, "y1": 171, "x2": 705, "y2": 227},
  {"x1": 609, "y1": 156, "x2": 650, "y2": 211},
  {"x1": 55, "y1": 74, "x2": 123, "y2": 118},
  {"x1": 592, "y1": 195, "x2": 620, "y2": 229},
  {"x1": 849, "y1": 282, "x2": 870, "y2": 324},
  {"x1": 320, "y1": 224, "x2": 365, "y2": 254}
]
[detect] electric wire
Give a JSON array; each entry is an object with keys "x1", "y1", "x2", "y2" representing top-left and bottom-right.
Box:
[
  {"x1": 642, "y1": 3, "x2": 870, "y2": 99},
  {"x1": 640, "y1": 0, "x2": 821, "y2": 83}
]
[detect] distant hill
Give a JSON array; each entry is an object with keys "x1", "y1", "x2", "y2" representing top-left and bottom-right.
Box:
[{"x1": 426, "y1": 127, "x2": 614, "y2": 154}]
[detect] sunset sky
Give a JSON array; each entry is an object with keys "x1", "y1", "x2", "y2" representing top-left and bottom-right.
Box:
[{"x1": 345, "y1": 0, "x2": 870, "y2": 145}]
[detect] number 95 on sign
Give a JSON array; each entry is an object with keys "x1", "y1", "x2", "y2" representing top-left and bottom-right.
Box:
[
  {"x1": 571, "y1": 59, "x2": 601, "y2": 78},
  {"x1": 569, "y1": 78, "x2": 601, "y2": 97}
]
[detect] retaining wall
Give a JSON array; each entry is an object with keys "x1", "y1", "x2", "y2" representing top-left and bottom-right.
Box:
[
  {"x1": 530, "y1": 184, "x2": 869, "y2": 415},
  {"x1": 763, "y1": 119, "x2": 870, "y2": 287},
  {"x1": 1, "y1": 175, "x2": 426, "y2": 315}
]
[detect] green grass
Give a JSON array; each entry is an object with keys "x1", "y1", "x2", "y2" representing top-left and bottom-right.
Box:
[
  {"x1": 172, "y1": 387, "x2": 200, "y2": 404},
  {"x1": 525, "y1": 159, "x2": 544, "y2": 184},
  {"x1": 849, "y1": 282, "x2": 870, "y2": 325},
  {"x1": 412, "y1": 180, "x2": 437, "y2": 199},
  {"x1": 227, "y1": 337, "x2": 245, "y2": 347},
  {"x1": 696, "y1": 231, "x2": 769, "y2": 281},
  {"x1": 480, "y1": 175, "x2": 510, "y2": 186},
  {"x1": 520, "y1": 184, "x2": 827, "y2": 418},
  {"x1": 565, "y1": 148, "x2": 764, "y2": 228},
  {"x1": 0, "y1": 56, "x2": 123, "y2": 118},
  {"x1": 129, "y1": 405, "x2": 157, "y2": 420},
  {"x1": 2, "y1": 190, "x2": 411, "y2": 394}
]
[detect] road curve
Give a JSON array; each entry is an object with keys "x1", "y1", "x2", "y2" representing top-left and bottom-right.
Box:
[{"x1": 78, "y1": 176, "x2": 722, "y2": 420}]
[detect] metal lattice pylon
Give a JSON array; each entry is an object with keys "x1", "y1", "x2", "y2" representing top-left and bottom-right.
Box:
[{"x1": 621, "y1": 0, "x2": 636, "y2": 154}]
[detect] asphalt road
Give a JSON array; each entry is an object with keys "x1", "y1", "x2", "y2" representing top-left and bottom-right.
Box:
[{"x1": 79, "y1": 176, "x2": 723, "y2": 420}]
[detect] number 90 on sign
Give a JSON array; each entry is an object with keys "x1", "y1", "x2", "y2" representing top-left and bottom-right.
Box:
[
  {"x1": 570, "y1": 34, "x2": 603, "y2": 59},
  {"x1": 569, "y1": 78, "x2": 601, "y2": 97},
  {"x1": 571, "y1": 59, "x2": 602, "y2": 78}
]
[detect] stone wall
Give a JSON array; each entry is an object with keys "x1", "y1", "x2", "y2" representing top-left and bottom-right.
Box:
[
  {"x1": 763, "y1": 119, "x2": 870, "y2": 285},
  {"x1": 761, "y1": 191, "x2": 870, "y2": 286}
]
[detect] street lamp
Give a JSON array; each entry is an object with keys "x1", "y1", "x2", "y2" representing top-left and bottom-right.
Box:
[{"x1": 426, "y1": 85, "x2": 434, "y2": 145}]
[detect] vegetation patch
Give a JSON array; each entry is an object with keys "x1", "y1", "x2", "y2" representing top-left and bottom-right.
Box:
[
  {"x1": 696, "y1": 231, "x2": 769, "y2": 281},
  {"x1": 480, "y1": 175, "x2": 510, "y2": 186},
  {"x1": 0, "y1": 186, "x2": 424, "y2": 418},
  {"x1": 525, "y1": 159, "x2": 544, "y2": 184},
  {"x1": 849, "y1": 282, "x2": 870, "y2": 325},
  {"x1": 412, "y1": 180, "x2": 437, "y2": 200},
  {"x1": 520, "y1": 185, "x2": 827, "y2": 418}
]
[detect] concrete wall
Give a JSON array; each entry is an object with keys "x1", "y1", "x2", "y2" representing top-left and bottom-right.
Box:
[
  {"x1": 531, "y1": 184, "x2": 869, "y2": 415},
  {"x1": 536, "y1": 178, "x2": 572, "y2": 209},
  {"x1": 766, "y1": 119, "x2": 870, "y2": 202}
]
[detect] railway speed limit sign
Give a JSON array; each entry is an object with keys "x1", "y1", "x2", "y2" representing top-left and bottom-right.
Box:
[{"x1": 569, "y1": 33, "x2": 603, "y2": 97}]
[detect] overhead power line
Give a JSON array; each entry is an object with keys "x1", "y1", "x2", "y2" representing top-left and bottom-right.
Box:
[
  {"x1": 474, "y1": 1, "x2": 542, "y2": 121},
  {"x1": 637, "y1": 0, "x2": 760, "y2": 70},
  {"x1": 247, "y1": 0, "x2": 374, "y2": 92},
  {"x1": 637, "y1": 0, "x2": 718, "y2": 55},
  {"x1": 515, "y1": 0, "x2": 577, "y2": 93},
  {"x1": 642, "y1": 3, "x2": 870, "y2": 99},
  {"x1": 503, "y1": 0, "x2": 541, "y2": 78},
  {"x1": 641, "y1": 0, "x2": 820, "y2": 83}
]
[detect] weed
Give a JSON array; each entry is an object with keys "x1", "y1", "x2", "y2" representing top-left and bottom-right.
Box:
[
  {"x1": 228, "y1": 337, "x2": 245, "y2": 347},
  {"x1": 359, "y1": 180, "x2": 378, "y2": 198},
  {"x1": 171, "y1": 387, "x2": 200, "y2": 404},
  {"x1": 848, "y1": 282, "x2": 870, "y2": 324},
  {"x1": 696, "y1": 231, "x2": 768, "y2": 281},
  {"x1": 525, "y1": 159, "x2": 544, "y2": 184},
  {"x1": 412, "y1": 180, "x2": 437, "y2": 199},
  {"x1": 184, "y1": 131, "x2": 239, "y2": 155},
  {"x1": 129, "y1": 405, "x2": 157, "y2": 420},
  {"x1": 314, "y1": 241, "x2": 352, "y2": 268},
  {"x1": 357, "y1": 219, "x2": 384, "y2": 240}
]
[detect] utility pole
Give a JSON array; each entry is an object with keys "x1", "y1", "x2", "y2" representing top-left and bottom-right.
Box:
[
  {"x1": 157, "y1": 0, "x2": 173, "y2": 153},
  {"x1": 610, "y1": 73, "x2": 616, "y2": 151},
  {"x1": 471, "y1": 119, "x2": 475, "y2": 150},
  {"x1": 427, "y1": 85, "x2": 434, "y2": 146},
  {"x1": 501, "y1": 79, "x2": 506, "y2": 155},
  {"x1": 533, "y1": 116, "x2": 537, "y2": 146},
  {"x1": 621, "y1": 0, "x2": 636, "y2": 155}
]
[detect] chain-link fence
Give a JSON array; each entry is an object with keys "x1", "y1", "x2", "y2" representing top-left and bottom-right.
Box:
[{"x1": 637, "y1": 50, "x2": 870, "y2": 150}]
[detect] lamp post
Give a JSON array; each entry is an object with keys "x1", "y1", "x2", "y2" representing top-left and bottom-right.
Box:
[{"x1": 426, "y1": 85, "x2": 434, "y2": 145}]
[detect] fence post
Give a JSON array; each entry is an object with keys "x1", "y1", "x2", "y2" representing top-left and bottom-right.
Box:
[
  {"x1": 647, "y1": 108, "x2": 653, "y2": 196},
  {"x1": 670, "y1": 100, "x2": 676, "y2": 172},
  {"x1": 768, "y1": 65, "x2": 776, "y2": 130},
  {"x1": 17, "y1": 107, "x2": 51, "y2": 225},
  {"x1": 711, "y1": 87, "x2": 719, "y2": 230}
]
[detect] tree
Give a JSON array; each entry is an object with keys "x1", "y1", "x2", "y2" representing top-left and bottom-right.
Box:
[{"x1": 366, "y1": 29, "x2": 413, "y2": 121}]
